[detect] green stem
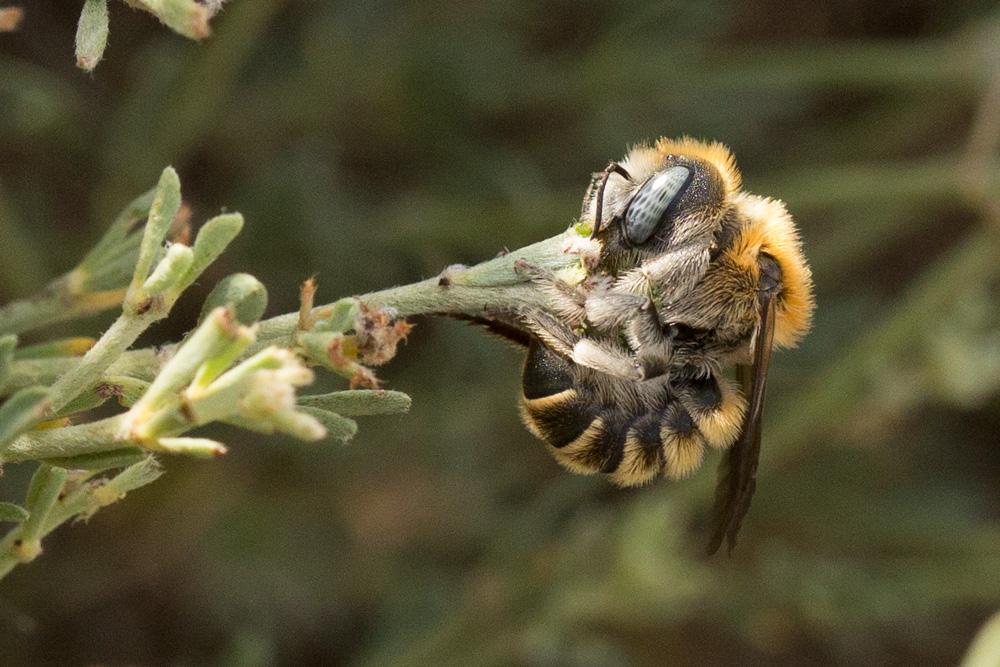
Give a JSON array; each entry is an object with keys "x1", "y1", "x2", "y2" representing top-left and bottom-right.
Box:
[
  {"x1": 253, "y1": 233, "x2": 575, "y2": 351},
  {"x1": 4, "y1": 233, "x2": 577, "y2": 394},
  {"x1": 46, "y1": 309, "x2": 163, "y2": 414},
  {"x1": 2, "y1": 414, "x2": 132, "y2": 463},
  {"x1": 0, "y1": 458, "x2": 162, "y2": 581},
  {"x1": 1, "y1": 351, "x2": 161, "y2": 397}
]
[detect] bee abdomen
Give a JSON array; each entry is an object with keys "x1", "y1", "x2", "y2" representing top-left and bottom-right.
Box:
[
  {"x1": 610, "y1": 412, "x2": 665, "y2": 486},
  {"x1": 521, "y1": 341, "x2": 628, "y2": 474},
  {"x1": 521, "y1": 391, "x2": 711, "y2": 486},
  {"x1": 521, "y1": 341, "x2": 722, "y2": 487},
  {"x1": 549, "y1": 411, "x2": 630, "y2": 476},
  {"x1": 521, "y1": 343, "x2": 704, "y2": 486},
  {"x1": 522, "y1": 338, "x2": 575, "y2": 400},
  {"x1": 658, "y1": 403, "x2": 707, "y2": 481},
  {"x1": 610, "y1": 402, "x2": 711, "y2": 485},
  {"x1": 521, "y1": 389, "x2": 598, "y2": 449},
  {"x1": 674, "y1": 373, "x2": 747, "y2": 450}
]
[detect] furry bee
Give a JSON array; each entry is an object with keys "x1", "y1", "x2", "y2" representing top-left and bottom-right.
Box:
[{"x1": 507, "y1": 138, "x2": 814, "y2": 553}]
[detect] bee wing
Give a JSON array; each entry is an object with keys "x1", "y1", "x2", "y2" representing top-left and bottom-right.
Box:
[{"x1": 706, "y1": 291, "x2": 777, "y2": 556}]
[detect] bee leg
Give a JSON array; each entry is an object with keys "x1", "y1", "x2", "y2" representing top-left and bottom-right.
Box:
[
  {"x1": 513, "y1": 259, "x2": 586, "y2": 324},
  {"x1": 627, "y1": 300, "x2": 673, "y2": 379},
  {"x1": 584, "y1": 289, "x2": 647, "y2": 330},
  {"x1": 585, "y1": 290, "x2": 672, "y2": 379},
  {"x1": 616, "y1": 244, "x2": 710, "y2": 303},
  {"x1": 520, "y1": 308, "x2": 643, "y2": 381},
  {"x1": 518, "y1": 308, "x2": 578, "y2": 358},
  {"x1": 570, "y1": 338, "x2": 642, "y2": 380}
]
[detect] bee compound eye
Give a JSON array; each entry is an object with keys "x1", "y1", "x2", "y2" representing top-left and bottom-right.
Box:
[{"x1": 623, "y1": 166, "x2": 691, "y2": 245}]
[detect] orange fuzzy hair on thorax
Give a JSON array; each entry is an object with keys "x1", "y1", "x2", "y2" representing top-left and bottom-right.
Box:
[
  {"x1": 729, "y1": 192, "x2": 815, "y2": 348},
  {"x1": 654, "y1": 136, "x2": 742, "y2": 195}
]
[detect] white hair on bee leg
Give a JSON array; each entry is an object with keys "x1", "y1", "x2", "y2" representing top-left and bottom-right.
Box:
[
  {"x1": 571, "y1": 339, "x2": 641, "y2": 380},
  {"x1": 584, "y1": 290, "x2": 648, "y2": 330}
]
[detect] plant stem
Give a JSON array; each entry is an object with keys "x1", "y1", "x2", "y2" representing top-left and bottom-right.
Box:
[
  {"x1": 3, "y1": 414, "x2": 132, "y2": 463},
  {"x1": 4, "y1": 233, "x2": 579, "y2": 393},
  {"x1": 46, "y1": 310, "x2": 163, "y2": 415},
  {"x1": 0, "y1": 458, "x2": 162, "y2": 580},
  {"x1": 1, "y1": 351, "x2": 161, "y2": 396},
  {"x1": 253, "y1": 233, "x2": 576, "y2": 350}
]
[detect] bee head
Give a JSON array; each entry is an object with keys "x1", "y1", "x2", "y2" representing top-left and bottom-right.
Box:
[{"x1": 589, "y1": 137, "x2": 742, "y2": 253}]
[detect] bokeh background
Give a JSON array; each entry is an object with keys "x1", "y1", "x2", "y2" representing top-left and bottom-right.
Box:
[{"x1": 2, "y1": 1, "x2": 1000, "y2": 664}]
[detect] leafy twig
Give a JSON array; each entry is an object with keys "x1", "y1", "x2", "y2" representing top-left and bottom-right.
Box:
[
  {"x1": 0, "y1": 163, "x2": 592, "y2": 582},
  {"x1": 45, "y1": 167, "x2": 241, "y2": 415},
  {"x1": 0, "y1": 458, "x2": 163, "y2": 580}
]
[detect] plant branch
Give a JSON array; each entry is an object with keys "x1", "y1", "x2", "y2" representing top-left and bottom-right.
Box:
[
  {"x1": 2, "y1": 414, "x2": 133, "y2": 463},
  {"x1": 253, "y1": 233, "x2": 582, "y2": 352},
  {"x1": 0, "y1": 458, "x2": 163, "y2": 580},
  {"x1": 46, "y1": 310, "x2": 163, "y2": 415},
  {"x1": 3, "y1": 231, "x2": 582, "y2": 393}
]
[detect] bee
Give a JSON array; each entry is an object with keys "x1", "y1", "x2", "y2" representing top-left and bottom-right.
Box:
[{"x1": 507, "y1": 138, "x2": 814, "y2": 553}]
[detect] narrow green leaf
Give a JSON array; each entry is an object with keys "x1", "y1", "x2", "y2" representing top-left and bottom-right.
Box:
[
  {"x1": 100, "y1": 376, "x2": 151, "y2": 407},
  {"x1": 142, "y1": 243, "x2": 193, "y2": 294},
  {"x1": 21, "y1": 465, "x2": 68, "y2": 554},
  {"x1": 180, "y1": 213, "x2": 244, "y2": 290},
  {"x1": 53, "y1": 387, "x2": 109, "y2": 418},
  {"x1": 51, "y1": 457, "x2": 163, "y2": 528},
  {"x1": 298, "y1": 390, "x2": 412, "y2": 416},
  {"x1": 199, "y1": 273, "x2": 268, "y2": 326},
  {"x1": 153, "y1": 436, "x2": 227, "y2": 458},
  {"x1": 75, "y1": 0, "x2": 109, "y2": 72},
  {"x1": 83, "y1": 234, "x2": 143, "y2": 291},
  {"x1": 42, "y1": 454, "x2": 163, "y2": 536},
  {"x1": 0, "y1": 502, "x2": 28, "y2": 523},
  {"x1": 0, "y1": 386, "x2": 51, "y2": 451},
  {"x1": 42, "y1": 448, "x2": 147, "y2": 472},
  {"x1": 77, "y1": 187, "x2": 155, "y2": 272},
  {"x1": 297, "y1": 406, "x2": 358, "y2": 443},
  {"x1": 104, "y1": 457, "x2": 163, "y2": 495},
  {"x1": 25, "y1": 464, "x2": 66, "y2": 511},
  {"x1": 132, "y1": 167, "x2": 181, "y2": 289}
]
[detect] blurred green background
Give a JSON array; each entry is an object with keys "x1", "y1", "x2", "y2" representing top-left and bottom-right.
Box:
[{"x1": 2, "y1": 1, "x2": 1000, "y2": 664}]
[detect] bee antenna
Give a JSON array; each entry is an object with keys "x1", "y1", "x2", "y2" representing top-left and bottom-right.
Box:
[{"x1": 591, "y1": 161, "x2": 632, "y2": 239}]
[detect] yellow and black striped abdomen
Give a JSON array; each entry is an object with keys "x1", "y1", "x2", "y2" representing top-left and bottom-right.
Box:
[{"x1": 520, "y1": 341, "x2": 747, "y2": 487}]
